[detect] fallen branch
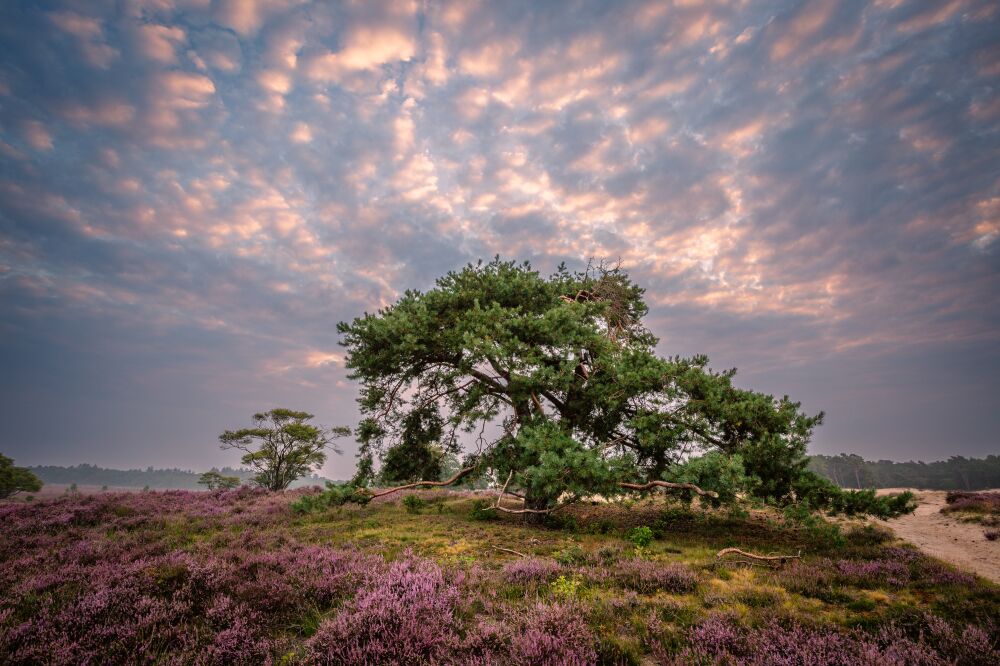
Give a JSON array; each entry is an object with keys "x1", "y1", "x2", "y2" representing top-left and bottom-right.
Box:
[
  {"x1": 492, "y1": 546, "x2": 528, "y2": 558},
  {"x1": 368, "y1": 466, "x2": 477, "y2": 499},
  {"x1": 715, "y1": 547, "x2": 801, "y2": 568},
  {"x1": 619, "y1": 480, "x2": 719, "y2": 498}
]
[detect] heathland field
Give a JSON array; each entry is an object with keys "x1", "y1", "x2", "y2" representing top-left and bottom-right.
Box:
[{"x1": 1, "y1": 487, "x2": 997, "y2": 664}]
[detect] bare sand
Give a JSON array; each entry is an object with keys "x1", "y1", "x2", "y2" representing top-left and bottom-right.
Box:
[{"x1": 875, "y1": 489, "x2": 1000, "y2": 583}]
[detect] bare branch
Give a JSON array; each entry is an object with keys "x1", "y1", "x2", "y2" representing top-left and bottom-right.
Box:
[
  {"x1": 530, "y1": 392, "x2": 544, "y2": 416},
  {"x1": 377, "y1": 375, "x2": 410, "y2": 419},
  {"x1": 716, "y1": 547, "x2": 801, "y2": 568},
  {"x1": 412, "y1": 379, "x2": 477, "y2": 412},
  {"x1": 367, "y1": 466, "x2": 477, "y2": 499},
  {"x1": 492, "y1": 546, "x2": 528, "y2": 558},
  {"x1": 491, "y1": 504, "x2": 560, "y2": 515},
  {"x1": 619, "y1": 480, "x2": 719, "y2": 498}
]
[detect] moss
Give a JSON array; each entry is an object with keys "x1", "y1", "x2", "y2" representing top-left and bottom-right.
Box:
[{"x1": 595, "y1": 634, "x2": 643, "y2": 665}]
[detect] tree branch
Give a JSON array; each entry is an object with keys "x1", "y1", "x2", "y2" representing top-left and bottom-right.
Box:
[
  {"x1": 368, "y1": 466, "x2": 477, "y2": 499},
  {"x1": 619, "y1": 480, "x2": 719, "y2": 498},
  {"x1": 716, "y1": 547, "x2": 800, "y2": 568}
]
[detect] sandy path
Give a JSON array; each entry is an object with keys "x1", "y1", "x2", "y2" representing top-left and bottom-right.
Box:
[{"x1": 875, "y1": 489, "x2": 1000, "y2": 583}]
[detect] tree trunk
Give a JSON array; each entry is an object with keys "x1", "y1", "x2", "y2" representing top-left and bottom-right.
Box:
[{"x1": 522, "y1": 487, "x2": 555, "y2": 525}]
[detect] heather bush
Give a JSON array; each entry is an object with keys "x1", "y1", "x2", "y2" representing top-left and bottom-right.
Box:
[
  {"x1": 613, "y1": 559, "x2": 698, "y2": 594},
  {"x1": 943, "y1": 491, "x2": 1000, "y2": 515},
  {"x1": 656, "y1": 614, "x2": 1000, "y2": 666},
  {"x1": 502, "y1": 557, "x2": 561, "y2": 585},
  {"x1": 508, "y1": 602, "x2": 597, "y2": 665},
  {"x1": 305, "y1": 554, "x2": 462, "y2": 664},
  {"x1": 835, "y1": 559, "x2": 910, "y2": 588}
]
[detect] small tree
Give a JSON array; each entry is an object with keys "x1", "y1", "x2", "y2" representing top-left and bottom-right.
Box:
[
  {"x1": 0, "y1": 453, "x2": 42, "y2": 499},
  {"x1": 219, "y1": 409, "x2": 349, "y2": 491},
  {"x1": 198, "y1": 470, "x2": 241, "y2": 490}
]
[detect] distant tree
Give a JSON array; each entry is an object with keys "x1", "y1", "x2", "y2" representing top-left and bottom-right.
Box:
[
  {"x1": 0, "y1": 453, "x2": 42, "y2": 499},
  {"x1": 219, "y1": 409, "x2": 350, "y2": 491},
  {"x1": 808, "y1": 454, "x2": 1000, "y2": 491},
  {"x1": 198, "y1": 470, "x2": 241, "y2": 490}
]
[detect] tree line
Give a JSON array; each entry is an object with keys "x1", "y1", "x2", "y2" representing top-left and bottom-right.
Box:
[
  {"x1": 808, "y1": 454, "x2": 1000, "y2": 490},
  {"x1": 26, "y1": 463, "x2": 335, "y2": 490}
]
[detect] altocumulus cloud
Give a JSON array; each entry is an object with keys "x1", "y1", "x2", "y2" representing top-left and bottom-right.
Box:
[{"x1": 0, "y1": 0, "x2": 998, "y2": 475}]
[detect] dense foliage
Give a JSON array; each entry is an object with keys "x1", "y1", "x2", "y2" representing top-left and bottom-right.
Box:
[
  {"x1": 0, "y1": 488, "x2": 995, "y2": 664},
  {"x1": 337, "y1": 258, "x2": 912, "y2": 518},
  {"x1": 0, "y1": 454, "x2": 41, "y2": 499},
  {"x1": 219, "y1": 408, "x2": 350, "y2": 491},
  {"x1": 809, "y1": 454, "x2": 1000, "y2": 490}
]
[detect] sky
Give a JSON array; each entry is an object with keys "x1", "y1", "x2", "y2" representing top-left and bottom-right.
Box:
[{"x1": 0, "y1": 0, "x2": 998, "y2": 479}]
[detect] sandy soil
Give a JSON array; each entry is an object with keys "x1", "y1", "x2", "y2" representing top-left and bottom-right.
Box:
[{"x1": 875, "y1": 489, "x2": 1000, "y2": 583}]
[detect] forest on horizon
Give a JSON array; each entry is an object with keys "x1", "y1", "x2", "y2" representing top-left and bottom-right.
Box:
[{"x1": 24, "y1": 454, "x2": 999, "y2": 492}]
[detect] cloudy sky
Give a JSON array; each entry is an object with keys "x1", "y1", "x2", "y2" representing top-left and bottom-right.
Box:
[{"x1": 1, "y1": 0, "x2": 998, "y2": 478}]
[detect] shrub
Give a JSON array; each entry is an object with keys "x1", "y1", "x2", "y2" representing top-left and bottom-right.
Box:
[
  {"x1": 305, "y1": 555, "x2": 461, "y2": 664},
  {"x1": 835, "y1": 559, "x2": 910, "y2": 588},
  {"x1": 657, "y1": 614, "x2": 1000, "y2": 666},
  {"x1": 502, "y1": 558, "x2": 560, "y2": 586},
  {"x1": 402, "y1": 495, "x2": 425, "y2": 514},
  {"x1": 468, "y1": 499, "x2": 496, "y2": 521},
  {"x1": 553, "y1": 545, "x2": 587, "y2": 566},
  {"x1": 626, "y1": 526, "x2": 654, "y2": 549},
  {"x1": 943, "y1": 492, "x2": 1000, "y2": 515},
  {"x1": 614, "y1": 560, "x2": 698, "y2": 594},
  {"x1": 550, "y1": 575, "x2": 582, "y2": 599},
  {"x1": 845, "y1": 524, "x2": 894, "y2": 547},
  {"x1": 509, "y1": 603, "x2": 597, "y2": 666},
  {"x1": 985, "y1": 530, "x2": 999, "y2": 542}
]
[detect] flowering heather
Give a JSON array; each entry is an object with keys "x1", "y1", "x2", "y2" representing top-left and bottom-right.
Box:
[
  {"x1": 657, "y1": 614, "x2": 1000, "y2": 666},
  {"x1": 611, "y1": 559, "x2": 699, "y2": 594},
  {"x1": 1, "y1": 489, "x2": 997, "y2": 664},
  {"x1": 306, "y1": 554, "x2": 463, "y2": 664},
  {"x1": 507, "y1": 603, "x2": 597, "y2": 666},
  {"x1": 502, "y1": 557, "x2": 562, "y2": 585},
  {"x1": 942, "y1": 491, "x2": 1000, "y2": 515},
  {"x1": 834, "y1": 559, "x2": 910, "y2": 588}
]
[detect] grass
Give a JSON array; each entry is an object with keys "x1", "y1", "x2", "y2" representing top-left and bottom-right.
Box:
[{"x1": 1, "y1": 487, "x2": 998, "y2": 663}]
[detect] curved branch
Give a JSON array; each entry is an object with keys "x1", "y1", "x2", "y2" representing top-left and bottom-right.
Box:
[
  {"x1": 619, "y1": 480, "x2": 719, "y2": 498},
  {"x1": 492, "y1": 504, "x2": 561, "y2": 515},
  {"x1": 368, "y1": 466, "x2": 477, "y2": 499},
  {"x1": 716, "y1": 547, "x2": 800, "y2": 567}
]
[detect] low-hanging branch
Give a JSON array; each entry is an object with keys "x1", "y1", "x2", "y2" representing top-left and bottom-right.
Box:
[
  {"x1": 367, "y1": 466, "x2": 477, "y2": 499},
  {"x1": 619, "y1": 480, "x2": 719, "y2": 498}
]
